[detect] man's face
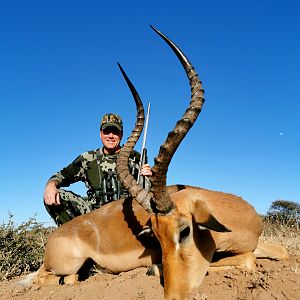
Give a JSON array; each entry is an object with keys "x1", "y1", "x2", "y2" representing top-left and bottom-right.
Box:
[{"x1": 100, "y1": 126, "x2": 122, "y2": 152}]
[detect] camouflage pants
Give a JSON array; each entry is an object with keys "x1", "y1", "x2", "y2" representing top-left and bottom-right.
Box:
[{"x1": 44, "y1": 189, "x2": 93, "y2": 226}]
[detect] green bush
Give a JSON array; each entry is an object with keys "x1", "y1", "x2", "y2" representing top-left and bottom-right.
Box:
[
  {"x1": 0, "y1": 213, "x2": 54, "y2": 281},
  {"x1": 267, "y1": 200, "x2": 300, "y2": 226}
]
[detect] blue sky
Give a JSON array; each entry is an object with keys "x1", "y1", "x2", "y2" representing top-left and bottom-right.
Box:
[{"x1": 1, "y1": 0, "x2": 299, "y2": 225}]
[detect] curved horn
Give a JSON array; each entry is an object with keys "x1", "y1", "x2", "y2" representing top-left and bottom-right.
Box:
[
  {"x1": 116, "y1": 63, "x2": 154, "y2": 213},
  {"x1": 149, "y1": 25, "x2": 205, "y2": 213}
]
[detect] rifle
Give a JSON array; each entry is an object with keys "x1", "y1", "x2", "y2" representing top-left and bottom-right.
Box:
[{"x1": 137, "y1": 102, "x2": 150, "y2": 187}]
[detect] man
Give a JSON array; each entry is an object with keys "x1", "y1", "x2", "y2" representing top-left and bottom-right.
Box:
[{"x1": 44, "y1": 113, "x2": 151, "y2": 225}]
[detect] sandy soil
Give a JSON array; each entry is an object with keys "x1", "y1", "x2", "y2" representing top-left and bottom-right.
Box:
[{"x1": 0, "y1": 256, "x2": 299, "y2": 300}]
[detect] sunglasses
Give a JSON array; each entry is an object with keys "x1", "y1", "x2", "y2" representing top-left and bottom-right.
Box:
[{"x1": 102, "y1": 126, "x2": 121, "y2": 135}]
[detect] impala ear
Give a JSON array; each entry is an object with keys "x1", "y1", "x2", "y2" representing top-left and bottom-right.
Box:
[{"x1": 192, "y1": 201, "x2": 231, "y2": 232}]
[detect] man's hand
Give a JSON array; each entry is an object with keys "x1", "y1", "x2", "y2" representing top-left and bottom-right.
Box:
[
  {"x1": 43, "y1": 180, "x2": 60, "y2": 205},
  {"x1": 140, "y1": 164, "x2": 152, "y2": 177}
]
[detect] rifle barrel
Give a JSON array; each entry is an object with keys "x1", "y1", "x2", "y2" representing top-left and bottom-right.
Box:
[
  {"x1": 137, "y1": 102, "x2": 150, "y2": 184},
  {"x1": 141, "y1": 102, "x2": 150, "y2": 151}
]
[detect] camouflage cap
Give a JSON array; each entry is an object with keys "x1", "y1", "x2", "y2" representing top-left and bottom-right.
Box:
[{"x1": 100, "y1": 113, "x2": 123, "y2": 132}]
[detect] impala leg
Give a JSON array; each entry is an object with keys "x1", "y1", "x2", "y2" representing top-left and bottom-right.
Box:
[
  {"x1": 34, "y1": 263, "x2": 80, "y2": 286},
  {"x1": 147, "y1": 264, "x2": 163, "y2": 278},
  {"x1": 35, "y1": 273, "x2": 79, "y2": 286},
  {"x1": 209, "y1": 252, "x2": 256, "y2": 272},
  {"x1": 34, "y1": 264, "x2": 61, "y2": 286},
  {"x1": 63, "y1": 274, "x2": 79, "y2": 284},
  {"x1": 254, "y1": 240, "x2": 289, "y2": 260}
]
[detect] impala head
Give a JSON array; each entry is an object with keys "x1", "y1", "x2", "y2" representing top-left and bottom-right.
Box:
[{"x1": 117, "y1": 26, "x2": 229, "y2": 299}]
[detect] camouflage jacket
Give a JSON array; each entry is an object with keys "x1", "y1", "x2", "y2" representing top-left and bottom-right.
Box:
[{"x1": 48, "y1": 147, "x2": 146, "y2": 208}]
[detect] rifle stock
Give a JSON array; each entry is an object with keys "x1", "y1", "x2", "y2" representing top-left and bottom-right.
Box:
[{"x1": 138, "y1": 148, "x2": 148, "y2": 188}]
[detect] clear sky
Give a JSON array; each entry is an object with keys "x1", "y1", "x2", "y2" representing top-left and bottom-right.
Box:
[{"x1": 1, "y1": 0, "x2": 299, "y2": 225}]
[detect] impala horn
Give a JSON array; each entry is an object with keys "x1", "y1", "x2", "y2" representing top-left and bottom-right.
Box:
[
  {"x1": 116, "y1": 26, "x2": 205, "y2": 215},
  {"x1": 116, "y1": 63, "x2": 154, "y2": 213},
  {"x1": 149, "y1": 25, "x2": 205, "y2": 214}
]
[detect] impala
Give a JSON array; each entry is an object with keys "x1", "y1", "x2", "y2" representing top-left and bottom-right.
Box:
[{"x1": 33, "y1": 26, "x2": 288, "y2": 299}]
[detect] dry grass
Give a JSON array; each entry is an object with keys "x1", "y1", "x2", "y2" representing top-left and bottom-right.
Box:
[{"x1": 261, "y1": 216, "x2": 300, "y2": 255}]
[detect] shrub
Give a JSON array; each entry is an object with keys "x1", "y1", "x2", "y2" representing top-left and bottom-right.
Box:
[
  {"x1": 0, "y1": 213, "x2": 54, "y2": 281},
  {"x1": 267, "y1": 200, "x2": 300, "y2": 226}
]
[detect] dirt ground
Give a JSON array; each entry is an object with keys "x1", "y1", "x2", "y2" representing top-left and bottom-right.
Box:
[{"x1": 0, "y1": 256, "x2": 299, "y2": 300}]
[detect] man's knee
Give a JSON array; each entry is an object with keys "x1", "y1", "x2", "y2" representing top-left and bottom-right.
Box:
[
  {"x1": 44, "y1": 189, "x2": 92, "y2": 226},
  {"x1": 44, "y1": 199, "x2": 73, "y2": 226}
]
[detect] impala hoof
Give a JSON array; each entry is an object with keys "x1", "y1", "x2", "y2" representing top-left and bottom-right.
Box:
[{"x1": 147, "y1": 264, "x2": 163, "y2": 278}]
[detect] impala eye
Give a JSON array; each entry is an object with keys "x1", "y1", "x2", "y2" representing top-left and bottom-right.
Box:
[{"x1": 179, "y1": 226, "x2": 190, "y2": 243}]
